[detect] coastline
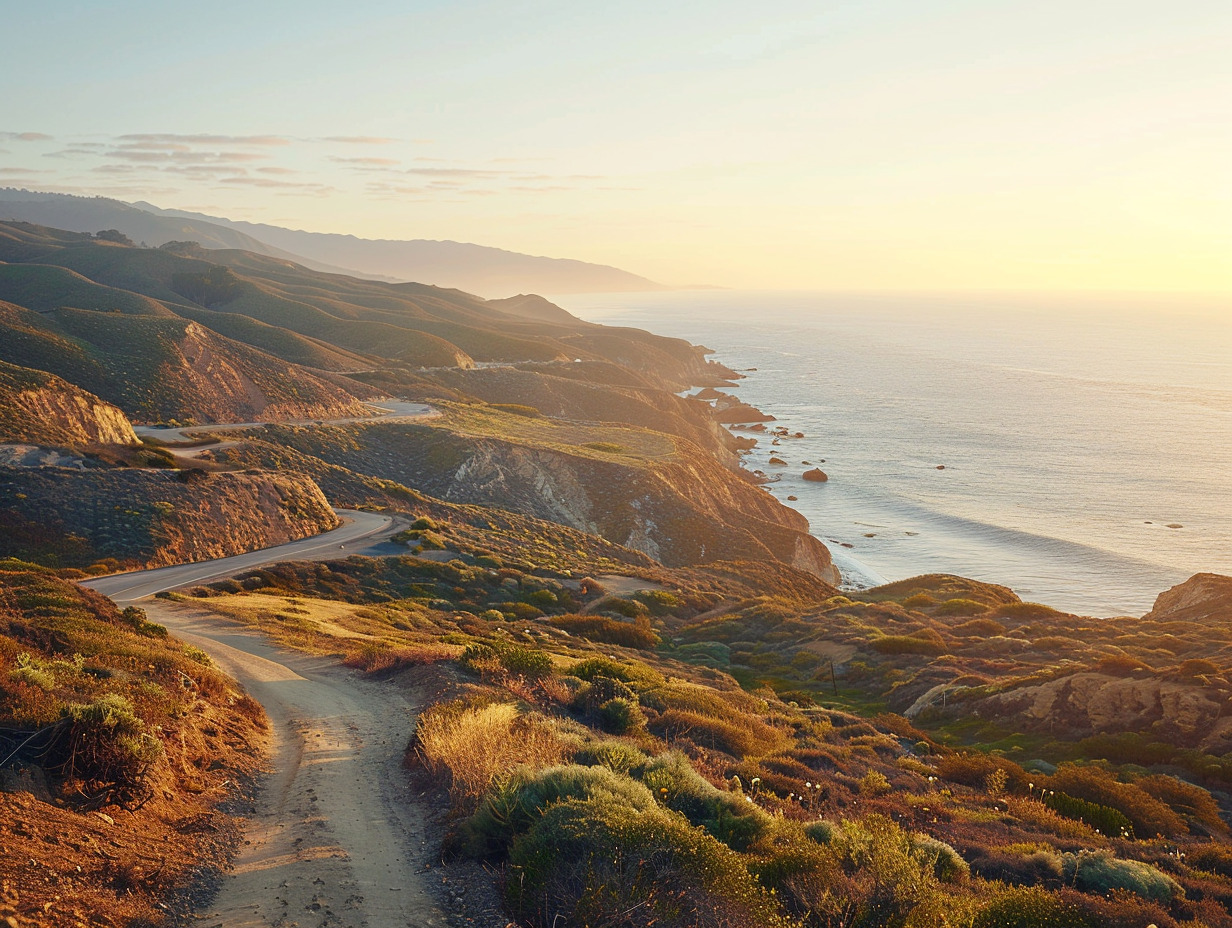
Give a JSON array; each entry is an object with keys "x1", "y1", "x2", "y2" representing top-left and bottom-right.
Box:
[{"x1": 562, "y1": 290, "x2": 1225, "y2": 616}]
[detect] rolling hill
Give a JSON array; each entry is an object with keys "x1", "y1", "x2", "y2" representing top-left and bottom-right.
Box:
[{"x1": 0, "y1": 189, "x2": 667, "y2": 296}]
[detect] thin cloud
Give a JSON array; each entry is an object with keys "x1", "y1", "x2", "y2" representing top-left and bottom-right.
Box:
[
  {"x1": 117, "y1": 133, "x2": 290, "y2": 146},
  {"x1": 406, "y1": 167, "x2": 507, "y2": 178},
  {"x1": 106, "y1": 150, "x2": 267, "y2": 164},
  {"x1": 218, "y1": 176, "x2": 334, "y2": 193},
  {"x1": 0, "y1": 132, "x2": 53, "y2": 142},
  {"x1": 0, "y1": 167, "x2": 44, "y2": 175},
  {"x1": 328, "y1": 156, "x2": 401, "y2": 166},
  {"x1": 257, "y1": 166, "x2": 299, "y2": 175},
  {"x1": 322, "y1": 135, "x2": 395, "y2": 145}
]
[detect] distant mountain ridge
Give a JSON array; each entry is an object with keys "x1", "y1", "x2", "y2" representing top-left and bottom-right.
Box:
[
  {"x1": 130, "y1": 201, "x2": 665, "y2": 297},
  {"x1": 0, "y1": 189, "x2": 665, "y2": 297}
]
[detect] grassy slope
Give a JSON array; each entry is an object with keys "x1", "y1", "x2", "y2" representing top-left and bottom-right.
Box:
[
  {"x1": 0, "y1": 562, "x2": 266, "y2": 927},
  {"x1": 173, "y1": 544, "x2": 1232, "y2": 928}
]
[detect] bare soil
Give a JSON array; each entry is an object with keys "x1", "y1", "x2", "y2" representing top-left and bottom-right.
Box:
[{"x1": 141, "y1": 600, "x2": 458, "y2": 928}]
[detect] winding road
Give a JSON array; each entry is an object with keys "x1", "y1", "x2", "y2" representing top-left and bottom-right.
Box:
[
  {"x1": 82, "y1": 509, "x2": 398, "y2": 603},
  {"x1": 78, "y1": 408, "x2": 458, "y2": 926},
  {"x1": 140, "y1": 599, "x2": 446, "y2": 928}
]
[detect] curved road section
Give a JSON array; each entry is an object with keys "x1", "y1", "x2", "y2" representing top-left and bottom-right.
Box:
[
  {"x1": 81, "y1": 511, "x2": 449, "y2": 927},
  {"x1": 83, "y1": 510, "x2": 396, "y2": 603}
]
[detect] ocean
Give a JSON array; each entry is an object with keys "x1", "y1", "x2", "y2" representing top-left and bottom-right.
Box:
[{"x1": 562, "y1": 290, "x2": 1232, "y2": 617}]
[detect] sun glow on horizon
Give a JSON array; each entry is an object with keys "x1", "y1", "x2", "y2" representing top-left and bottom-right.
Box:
[{"x1": 2, "y1": 0, "x2": 1230, "y2": 293}]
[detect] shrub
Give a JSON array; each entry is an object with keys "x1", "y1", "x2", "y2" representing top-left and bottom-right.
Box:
[
  {"x1": 634, "y1": 589, "x2": 683, "y2": 616},
  {"x1": 573, "y1": 740, "x2": 646, "y2": 775},
  {"x1": 459, "y1": 642, "x2": 553, "y2": 680},
  {"x1": 460, "y1": 764, "x2": 657, "y2": 858},
  {"x1": 505, "y1": 798, "x2": 787, "y2": 928},
  {"x1": 50, "y1": 694, "x2": 163, "y2": 790},
  {"x1": 414, "y1": 701, "x2": 565, "y2": 802},
  {"x1": 869, "y1": 634, "x2": 945, "y2": 656},
  {"x1": 935, "y1": 598, "x2": 989, "y2": 616},
  {"x1": 1135, "y1": 773, "x2": 1225, "y2": 832},
  {"x1": 912, "y1": 834, "x2": 968, "y2": 883},
  {"x1": 1043, "y1": 790, "x2": 1134, "y2": 838},
  {"x1": 1186, "y1": 843, "x2": 1232, "y2": 879},
  {"x1": 593, "y1": 596, "x2": 648, "y2": 619},
  {"x1": 120, "y1": 605, "x2": 168, "y2": 639},
  {"x1": 640, "y1": 751, "x2": 772, "y2": 851},
  {"x1": 569, "y1": 656, "x2": 636, "y2": 683},
  {"x1": 597, "y1": 698, "x2": 645, "y2": 734},
  {"x1": 1048, "y1": 763, "x2": 1185, "y2": 837},
  {"x1": 937, "y1": 751, "x2": 1029, "y2": 793},
  {"x1": 972, "y1": 886, "x2": 1088, "y2": 928},
  {"x1": 649, "y1": 708, "x2": 782, "y2": 757},
  {"x1": 550, "y1": 613, "x2": 660, "y2": 649},
  {"x1": 827, "y1": 815, "x2": 951, "y2": 927},
  {"x1": 860, "y1": 769, "x2": 892, "y2": 796},
  {"x1": 952, "y1": 617, "x2": 1008, "y2": 637},
  {"x1": 572, "y1": 674, "x2": 638, "y2": 712},
  {"x1": 971, "y1": 848, "x2": 1064, "y2": 885},
  {"x1": 1062, "y1": 850, "x2": 1181, "y2": 903}
]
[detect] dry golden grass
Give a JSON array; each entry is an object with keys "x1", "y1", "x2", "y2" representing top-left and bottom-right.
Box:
[
  {"x1": 415, "y1": 701, "x2": 566, "y2": 802},
  {"x1": 430, "y1": 401, "x2": 677, "y2": 464},
  {"x1": 198, "y1": 593, "x2": 402, "y2": 653}
]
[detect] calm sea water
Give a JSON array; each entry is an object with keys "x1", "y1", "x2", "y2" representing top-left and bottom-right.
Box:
[{"x1": 562, "y1": 291, "x2": 1232, "y2": 617}]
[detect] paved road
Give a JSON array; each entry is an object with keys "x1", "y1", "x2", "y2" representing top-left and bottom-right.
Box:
[
  {"x1": 82, "y1": 510, "x2": 397, "y2": 603},
  {"x1": 134, "y1": 400, "x2": 437, "y2": 444}
]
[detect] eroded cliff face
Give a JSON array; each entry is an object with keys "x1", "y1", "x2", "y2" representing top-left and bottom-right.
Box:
[
  {"x1": 156, "y1": 322, "x2": 371, "y2": 424},
  {"x1": 1145, "y1": 573, "x2": 1232, "y2": 624},
  {"x1": 0, "y1": 361, "x2": 138, "y2": 446},
  {"x1": 973, "y1": 671, "x2": 1232, "y2": 752},
  {"x1": 407, "y1": 435, "x2": 837, "y2": 582},
  {"x1": 0, "y1": 467, "x2": 337, "y2": 569},
  {"x1": 10, "y1": 387, "x2": 137, "y2": 446}
]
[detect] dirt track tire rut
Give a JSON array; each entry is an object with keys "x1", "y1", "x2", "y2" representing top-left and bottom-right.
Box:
[{"x1": 144, "y1": 601, "x2": 447, "y2": 928}]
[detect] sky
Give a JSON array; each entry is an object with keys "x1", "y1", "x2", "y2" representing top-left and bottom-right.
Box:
[{"x1": 2, "y1": 0, "x2": 1230, "y2": 291}]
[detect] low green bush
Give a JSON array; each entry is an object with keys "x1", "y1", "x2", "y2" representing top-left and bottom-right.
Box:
[
  {"x1": 505, "y1": 797, "x2": 788, "y2": 928},
  {"x1": 597, "y1": 697, "x2": 645, "y2": 734},
  {"x1": 972, "y1": 886, "x2": 1088, "y2": 928},
  {"x1": 1061, "y1": 850, "x2": 1180, "y2": 904},
  {"x1": 633, "y1": 589, "x2": 683, "y2": 616},
  {"x1": 1044, "y1": 790, "x2": 1133, "y2": 838},
  {"x1": 869, "y1": 634, "x2": 945, "y2": 656},
  {"x1": 569, "y1": 656, "x2": 636, "y2": 683},
  {"x1": 461, "y1": 764, "x2": 657, "y2": 858},
  {"x1": 49, "y1": 694, "x2": 163, "y2": 790},
  {"x1": 573, "y1": 740, "x2": 646, "y2": 775},
  {"x1": 641, "y1": 752, "x2": 772, "y2": 851},
  {"x1": 459, "y1": 642, "x2": 553, "y2": 680}
]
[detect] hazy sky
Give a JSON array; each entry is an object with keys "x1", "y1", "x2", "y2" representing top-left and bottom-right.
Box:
[{"x1": 2, "y1": 1, "x2": 1229, "y2": 290}]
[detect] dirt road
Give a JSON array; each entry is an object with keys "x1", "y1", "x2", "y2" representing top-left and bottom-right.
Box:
[
  {"x1": 144, "y1": 600, "x2": 447, "y2": 928},
  {"x1": 133, "y1": 401, "x2": 437, "y2": 445}
]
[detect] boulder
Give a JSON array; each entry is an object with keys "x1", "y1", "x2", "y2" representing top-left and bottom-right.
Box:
[
  {"x1": 803, "y1": 468, "x2": 828, "y2": 482},
  {"x1": 768, "y1": 456, "x2": 787, "y2": 466}
]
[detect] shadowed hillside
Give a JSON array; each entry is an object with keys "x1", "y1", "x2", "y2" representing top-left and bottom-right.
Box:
[{"x1": 0, "y1": 190, "x2": 668, "y2": 296}]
